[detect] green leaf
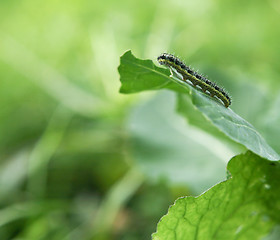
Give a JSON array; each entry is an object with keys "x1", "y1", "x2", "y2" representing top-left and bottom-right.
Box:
[
  {"x1": 152, "y1": 151, "x2": 280, "y2": 240},
  {"x1": 118, "y1": 50, "x2": 185, "y2": 94},
  {"x1": 127, "y1": 91, "x2": 229, "y2": 194},
  {"x1": 118, "y1": 51, "x2": 170, "y2": 93},
  {"x1": 118, "y1": 50, "x2": 280, "y2": 161}
]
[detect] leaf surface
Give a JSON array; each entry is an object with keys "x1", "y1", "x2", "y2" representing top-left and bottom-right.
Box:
[{"x1": 152, "y1": 151, "x2": 280, "y2": 240}]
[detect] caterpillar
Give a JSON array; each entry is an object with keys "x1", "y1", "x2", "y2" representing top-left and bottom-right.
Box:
[{"x1": 157, "y1": 53, "x2": 231, "y2": 108}]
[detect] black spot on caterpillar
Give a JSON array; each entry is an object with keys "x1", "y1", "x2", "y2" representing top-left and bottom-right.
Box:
[{"x1": 157, "y1": 53, "x2": 231, "y2": 108}]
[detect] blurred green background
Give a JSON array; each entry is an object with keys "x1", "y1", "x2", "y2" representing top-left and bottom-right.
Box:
[{"x1": 0, "y1": 0, "x2": 280, "y2": 239}]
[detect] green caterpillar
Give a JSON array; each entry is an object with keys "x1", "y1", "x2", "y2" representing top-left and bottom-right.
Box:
[{"x1": 158, "y1": 53, "x2": 231, "y2": 108}]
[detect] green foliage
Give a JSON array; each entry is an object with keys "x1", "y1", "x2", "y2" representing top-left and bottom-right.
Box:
[
  {"x1": 126, "y1": 90, "x2": 228, "y2": 194},
  {"x1": 119, "y1": 51, "x2": 279, "y2": 160},
  {"x1": 1, "y1": 0, "x2": 280, "y2": 239},
  {"x1": 118, "y1": 51, "x2": 280, "y2": 239},
  {"x1": 153, "y1": 151, "x2": 280, "y2": 240}
]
